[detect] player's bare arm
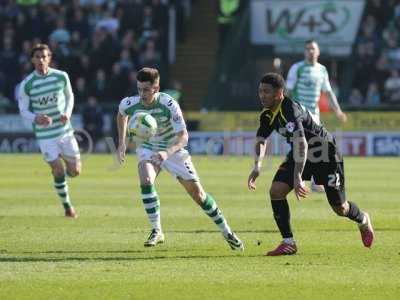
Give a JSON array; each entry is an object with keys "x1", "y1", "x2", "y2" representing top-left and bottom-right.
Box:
[
  {"x1": 117, "y1": 111, "x2": 128, "y2": 164},
  {"x1": 325, "y1": 90, "x2": 347, "y2": 123},
  {"x1": 248, "y1": 136, "x2": 267, "y2": 191},
  {"x1": 293, "y1": 130, "x2": 308, "y2": 200},
  {"x1": 151, "y1": 129, "x2": 188, "y2": 167}
]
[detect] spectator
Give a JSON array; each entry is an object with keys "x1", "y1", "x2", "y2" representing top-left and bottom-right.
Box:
[
  {"x1": 27, "y1": 7, "x2": 46, "y2": 40},
  {"x1": 69, "y1": 54, "x2": 92, "y2": 83},
  {"x1": 15, "y1": 11, "x2": 31, "y2": 44},
  {"x1": 67, "y1": 8, "x2": 90, "y2": 40},
  {"x1": 119, "y1": 0, "x2": 144, "y2": 35},
  {"x1": 366, "y1": 0, "x2": 390, "y2": 32},
  {"x1": 366, "y1": 82, "x2": 381, "y2": 106},
  {"x1": 95, "y1": 9, "x2": 119, "y2": 36},
  {"x1": 90, "y1": 69, "x2": 108, "y2": 100},
  {"x1": 384, "y1": 70, "x2": 400, "y2": 103},
  {"x1": 49, "y1": 18, "x2": 71, "y2": 44},
  {"x1": 124, "y1": 70, "x2": 138, "y2": 97},
  {"x1": 69, "y1": 31, "x2": 88, "y2": 58},
  {"x1": 87, "y1": 4, "x2": 103, "y2": 31},
  {"x1": 74, "y1": 77, "x2": 89, "y2": 104},
  {"x1": 82, "y1": 96, "x2": 104, "y2": 149},
  {"x1": 348, "y1": 88, "x2": 363, "y2": 106},
  {"x1": 138, "y1": 39, "x2": 161, "y2": 69},
  {"x1": 117, "y1": 48, "x2": 135, "y2": 73},
  {"x1": 18, "y1": 40, "x2": 32, "y2": 66},
  {"x1": 0, "y1": 92, "x2": 12, "y2": 113},
  {"x1": 107, "y1": 62, "x2": 128, "y2": 101},
  {"x1": 121, "y1": 30, "x2": 140, "y2": 59},
  {"x1": 354, "y1": 16, "x2": 380, "y2": 93},
  {"x1": 1, "y1": 0, "x2": 176, "y2": 111},
  {"x1": 140, "y1": 5, "x2": 155, "y2": 39},
  {"x1": 151, "y1": 0, "x2": 168, "y2": 31},
  {"x1": 373, "y1": 55, "x2": 391, "y2": 92},
  {"x1": 0, "y1": 36, "x2": 18, "y2": 99},
  {"x1": 89, "y1": 27, "x2": 115, "y2": 71}
]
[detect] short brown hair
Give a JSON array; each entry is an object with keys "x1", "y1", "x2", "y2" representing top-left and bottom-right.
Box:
[
  {"x1": 137, "y1": 67, "x2": 160, "y2": 85},
  {"x1": 31, "y1": 43, "x2": 52, "y2": 57}
]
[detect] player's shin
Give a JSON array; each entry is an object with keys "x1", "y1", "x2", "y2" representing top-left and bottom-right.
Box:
[
  {"x1": 271, "y1": 199, "x2": 295, "y2": 244},
  {"x1": 345, "y1": 201, "x2": 374, "y2": 248},
  {"x1": 201, "y1": 193, "x2": 243, "y2": 250},
  {"x1": 200, "y1": 193, "x2": 231, "y2": 235},
  {"x1": 54, "y1": 174, "x2": 73, "y2": 209},
  {"x1": 346, "y1": 201, "x2": 365, "y2": 223},
  {"x1": 141, "y1": 184, "x2": 161, "y2": 231}
]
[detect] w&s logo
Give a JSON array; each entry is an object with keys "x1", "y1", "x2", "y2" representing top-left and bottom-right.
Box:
[{"x1": 38, "y1": 93, "x2": 58, "y2": 106}]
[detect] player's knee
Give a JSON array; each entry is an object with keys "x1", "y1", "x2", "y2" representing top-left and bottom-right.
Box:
[
  {"x1": 331, "y1": 204, "x2": 348, "y2": 216},
  {"x1": 269, "y1": 185, "x2": 286, "y2": 199},
  {"x1": 67, "y1": 168, "x2": 80, "y2": 177},
  {"x1": 51, "y1": 165, "x2": 65, "y2": 178},
  {"x1": 141, "y1": 177, "x2": 153, "y2": 186},
  {"x1": 66, "y1": 163, "x2": 81, "y2": 177},
  {"x1": 66, "y1": 160, "x2": 81, "y2": 177}
]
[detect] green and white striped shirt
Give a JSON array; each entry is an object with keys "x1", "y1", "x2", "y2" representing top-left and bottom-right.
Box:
[
  {"x1": 119, "y1": 92, "x2": 186, "y2": 151},
  {"x1": 18, "y1": 68, "x2": 74, "y2": 140},
  {"x1": 119, "y1": 93, "x2": 186, "y2": 151},
  {"x1": 286, "y1": 61, "x2": 332, "y2": 116}
]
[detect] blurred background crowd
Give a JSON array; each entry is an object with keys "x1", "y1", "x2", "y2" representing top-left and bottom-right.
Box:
[
  {"x1": 0, "y1": 0, "x2": 191, "y2": 112},
  {"x1": 1, "y1": 0, "x2": 400, "y2": 113},
  {"x1": 352, "y1": 0, "x2": 400, "y2": 106}
]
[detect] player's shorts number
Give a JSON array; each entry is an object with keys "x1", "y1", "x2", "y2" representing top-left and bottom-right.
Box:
[{"x1": 327, "y1": 173, "x2": 340, "y2": 187}]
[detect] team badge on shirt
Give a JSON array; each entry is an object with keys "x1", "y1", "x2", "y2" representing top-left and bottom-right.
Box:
[{"x1": 286, "y1": 122, "x2": 295, "y2": 133}]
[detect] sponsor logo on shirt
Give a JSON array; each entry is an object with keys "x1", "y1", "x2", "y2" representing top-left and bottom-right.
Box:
[
  {"x1": 173, "y1": 114, "x2": 182, "y2": 123},
  {"x1": 38, "y1": 93, "x2": 58, "y2": 106}
]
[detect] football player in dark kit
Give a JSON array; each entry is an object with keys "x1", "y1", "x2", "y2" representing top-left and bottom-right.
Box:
[{"x1": 247, "y1": 73, "x2": 374, "y2": 256}]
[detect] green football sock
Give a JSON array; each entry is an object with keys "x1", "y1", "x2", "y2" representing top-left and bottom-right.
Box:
[
  {"x1": 141, "y1": 185, "x2": 161, "y2": 231},
  {"x1": 201, "y1": 193, "x2": 232, "y2": 235},
  {"x1": 54, "y1": 175, "x2": 72, "y2": 209}
]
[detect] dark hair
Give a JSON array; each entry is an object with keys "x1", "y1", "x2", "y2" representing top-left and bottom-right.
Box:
[
  {"x1": 31, "y1": 43, "x2": 52, "y2": 57},
  {"x1": 137, "y1": 67, "x2": 160, "y2": 84},
  {"x1": 305, "y1": 39, "x2": 318, "y2": 46},
  {"x1": 260, "y1": 72, "x2": 285, "y2": 89}
]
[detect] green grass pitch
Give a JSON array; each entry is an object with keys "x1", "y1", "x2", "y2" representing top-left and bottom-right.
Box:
[{"x1": 0, "y1": 154, "x2": 399, "y2": 299}]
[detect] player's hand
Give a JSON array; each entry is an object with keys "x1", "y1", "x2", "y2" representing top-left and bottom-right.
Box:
[
  {"x1": 336, "y1": 111, "x2": 348, "y2": 123},
  {"x1": 294, "y1": 176, "x2": 308, "y2": 200},
  {"x1": 35, "y1": 114, "x2": 52, "y2": 126},
  {"x1": 117, "y1": 143, "x2": 126, "y2": 164},
  {"x1": 247, "y1": 167, "x2": 260, "y2": 191},
  {"x1": 60, "y1": 114, "x2": 69, "y2": 124},
  {"x1": 151, "y1": 151, "x2": 168, "y2": 167}
]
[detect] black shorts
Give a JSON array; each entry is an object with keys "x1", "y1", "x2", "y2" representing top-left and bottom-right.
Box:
[{"x1": 273, "y1": 153, "x2": 346, "y2": 206}]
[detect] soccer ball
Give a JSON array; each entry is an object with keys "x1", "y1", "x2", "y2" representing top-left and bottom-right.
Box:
[{"x1": 128, "y1": 112, "x2": 158, "y2": 139}]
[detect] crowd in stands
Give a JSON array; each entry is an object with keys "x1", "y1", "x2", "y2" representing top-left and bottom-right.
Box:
[
  {"x1": 0, "y1": 0, "x2": 190, "y2": 113},
  {"x1": 352, "y1": 0, "x2": 400, "y2": 106},
  {"x1": 2, "y1": 0, "x2": 400, "y2": 112}
]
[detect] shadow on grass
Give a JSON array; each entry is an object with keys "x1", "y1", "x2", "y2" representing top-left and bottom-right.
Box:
[
  {"x1": 18, "y1": 248, "x2": 212, "y2": 254},
  {"x1": 0, "y1": 253, "x2": 261, "y2": 263},
  {"x1": 121, "y1": 229, "x2": 278, "y2": 234}
]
